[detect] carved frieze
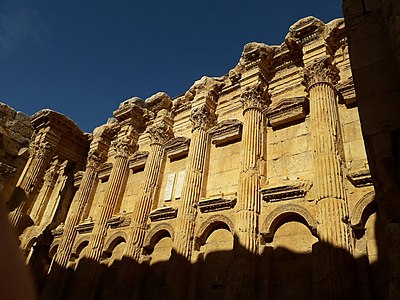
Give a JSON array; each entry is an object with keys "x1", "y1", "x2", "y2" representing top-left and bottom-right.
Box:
[
  {"x1": 347, "y1": 168, "x2": 373, "y2": 188},
  {"x1": 209, "y1": 119, "x2": 242, "y2": 146},
  {"x1": 75, "y1": 218, "x2": 95, "y2": 234},
  {"x1": 106, "y1": 214, "x2": 131, "y2": 229},
  {"x1": 240, "y1": 81, "x2": 270, "y2": 111},
  {"x1": 198, "y1": 195, "x2": 237, "y2": 213},
  {"x1": 190, "y1": 105, "x2": 216, "y2": 132},
  {"x1": 164, "y1": 137, "x2": 190, "y2": 160},
  {"x1": 265, "y1": 97, "x2": 307, "y2": 128},
  {"x1": 149, "y1": 206, "x2": 178, "y2": 222},
  {"x1": 303, "y1": 57, "x2": 339, "y2": 88},
  {"x1": 97, "y1": 162, "x2": 113, "y2": 182},
  {"x1": 128, "y1": 151, "x2": 149, "y2": 172},
  {"x1": 261, "y1": 180, "x2": 312, "y2": 202}
]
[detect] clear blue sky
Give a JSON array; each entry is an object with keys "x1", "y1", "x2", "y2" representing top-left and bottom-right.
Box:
[{"x1": 1, "y1": 0, "x2": 342, "y2": 132}]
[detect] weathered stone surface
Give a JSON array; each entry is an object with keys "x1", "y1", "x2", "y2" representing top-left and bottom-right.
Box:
[{"x1": 3, "y1": 15, "x2": 391, "y2": 300}]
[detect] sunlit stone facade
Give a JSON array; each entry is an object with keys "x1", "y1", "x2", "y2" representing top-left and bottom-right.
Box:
[{"x1": 4, "y1": 17, "x2": 387, "y2": 299}]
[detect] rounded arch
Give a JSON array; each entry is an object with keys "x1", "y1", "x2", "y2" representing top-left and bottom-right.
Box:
[
  {"x1": 49, "y1": 242, "x2": 59, "y2": 259},
  {"x1": 144, "y1": 223, "x2": 174, "y2": 249},
  {"x1": 195, "y1": 214, "x2": 234, "y2": 247},
  {"x1": 103, "y1": 231, "x2": 127, "y2": 254},
  {"x1": 261, "y1": 204, "x2": 317, "y2": 240},
  {"x1": 351, "y1": 191, "x2": 377, "y2": 230},
  {"x1": 72, "y1": 236, "x2": 90, "y2": 257}
]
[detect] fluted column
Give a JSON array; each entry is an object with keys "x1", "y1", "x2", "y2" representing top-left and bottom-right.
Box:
[
  {"x1": 86, "y1": 128, "x2": 137, "y2": 262},
  {"x1": 124, "y1": 117, "x2": 173, "y2": 259},
  {"x1": 167, "y1": 104, "x2": 215, "y2": 299},
  {"x1": 9, "y1": 140, "x2": 55, "y2": 233},
  {"x1": 54, "y1": 150, "x2": 104, "y2": 268},
  {"x1": 229, "y1": 82, "x2": 268, "y2": 300},
  {"x1": 304, "y1": 57, "x2": 352, "y2": 299}
]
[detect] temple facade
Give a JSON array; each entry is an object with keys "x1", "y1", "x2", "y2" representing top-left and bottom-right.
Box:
[{"x1": 4, "y1": 16, "x2": 387, "y2": 299}]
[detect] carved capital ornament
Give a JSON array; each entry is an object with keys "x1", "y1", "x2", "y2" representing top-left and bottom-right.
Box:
[
  {"x1": 190, "y1": 105, "x2": 216, "y2": 132},
  {"x1": 240, "y1": 81, "x2": 270, "y2": 111},
  {"x1": 303, "y1": 57, "x2": 339, "y2": 88},
  {"x1": 147, "y1": 122, "x2": 173, "y2": 145},
  {"x1": 112, "y1": 136, "x2": 136, "y2": 159},
  {"x1": 29, "y1": 141, "x2": 55, "y2": 160}
]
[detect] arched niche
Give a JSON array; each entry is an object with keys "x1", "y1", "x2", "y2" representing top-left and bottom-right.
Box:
[
  {"x1": 195, "y1": 214, "x2": 234, "y2": 250},
  {"x1": 351, "y1": 191, "x2": 377, "y2": 232},
  {"x1": 261, "y1": 204, "x2": 317, "y2": 242},
  {"x1": 143, "y1": 223, "x2": 174, "y2": 253}
]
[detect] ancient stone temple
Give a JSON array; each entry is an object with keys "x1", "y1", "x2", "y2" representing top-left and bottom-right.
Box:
[{"x1": 3, "y1": 16, "x2": 389, "y2": 299}]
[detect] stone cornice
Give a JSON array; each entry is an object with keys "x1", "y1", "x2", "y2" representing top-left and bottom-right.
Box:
[
  {"x1": 75, "y1": 219, "x2": 95, "y2": 234},
  {"x1": 209, "y1": 119, "x2": 242, "y2": 146},
  {"x1": 261, "y1": 180, "x2": 312, "y2": 202},
  {"x1": 265, "y1": 97, "x2": 307, "y2": 128},
  {"x1": 149, "y1": 206, "x2": 178, "y2": 222},
  {"x1": 164, "y1": 137, "x2": 190, "y2": 160},
  {"x1": 198, "y1": 195, "x2": 237, "y2": 213},
  {"x1": 106, "y1": 214, "x2": 131, "y2": 229},
  {"x1": 347, "y1": 168, "x2": 373, "y2": 188},
  {"x1": 128, "y1": 151, "x2": 149, "y2": 172}
]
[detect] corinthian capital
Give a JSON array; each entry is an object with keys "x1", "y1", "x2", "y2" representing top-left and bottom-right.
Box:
[
  {"x1": 303, "y1": 57, "x2": 339, "y2": 88},
  {"x1": 29, "y1": 141, "x2": 55, "y2": 160},
  {"x1": 240, "y1": 81, "x2": 270, "y2": 111},
  {"x1": 147, "y1": 122, "x2": 173, "y2": 145},
  {"x1": 112, "y1": 136, "x2": 137, "y2": 159},
  {"x1": 86, "y1": 149, "x2": 107, "y2": 170},
  {"x1": 190, "y1": 105, "x2": 216, "y2": 132}
]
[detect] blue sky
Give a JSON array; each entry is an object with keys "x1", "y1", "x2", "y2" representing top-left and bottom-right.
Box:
[{"x1": 1, "y1": 0, "x2": 342, "y2": 132}]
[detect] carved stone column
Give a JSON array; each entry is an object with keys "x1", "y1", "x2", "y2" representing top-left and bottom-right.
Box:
[
  {"x1": 54, "y1": 150, "x2": 104, "y2": 268},
  {"x1": 124, "y1": 114, "x2": 173, "y2": 259},
  {"x1": 304, "y1": 57, "x2": 352, "y2": 298},
  {"x1": 9, "y1": 140, "x2": 55, "y2": 233},
  {"x1": 167, "y1": 104, "x2": 215, "y2": 299},
  {"x1": 229, "y1": 82, "x2": 268, "y2": 300},
  {"x1": 86, "y1": 127, "x2": 137, "y2": 262}
]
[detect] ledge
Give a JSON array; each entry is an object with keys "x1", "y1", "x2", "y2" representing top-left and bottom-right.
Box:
[
  {"x1": 347, "y1": 168, "x2": 372, "y2": 188},
  {"x1": 149, "y1": 206, "x2": 178, "y2": 222},
  {"x1": 198, "y1": 195, "x2": 237, "y2": 213},
  {"x1": 261, "y1": 180, "x2": 312, "y2": 202},
  {"x1": 51, "y1": 223, "x2": 65, "y2": 237},
  {"x1": 209, "y1": 119, "x2": 242, "y2": 146},
  {"x1": 73, "y1": 171, "x2": 84, "y2": 188},
  {"x1": 107, "y1": 214, "x2": 131, "y2": 229},
  {"x1": 337, "y1": 77, "x2": 356, "y2": 106},
  {"x1": 265, "y1": 97, "x2": 307, "y2": 128},
  {"x1": 129, "y1": 151, "x2": 149, "y2": 172},
  {"x1": 75, "y1": 219, "x2": 95, "y2": 234},
  {"x1": 164, "y1": 137, "x2": 190, "y2": 160},
  {"x1": 98, "y1": 162, "x2": 113, "y2": 181}
]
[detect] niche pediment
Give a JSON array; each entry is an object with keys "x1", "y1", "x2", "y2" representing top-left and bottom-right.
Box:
[
  {"x1": 261, "y1": 180, "x2": 312, "y2": 202},
  {"x1": 347, "y1": 168, "x2": 372, "y2": 188},
  {"x1": 198, "y1": 194, "x2": 237, "y2": 213},
  {"x1": 149, "y1": 206, "x2": 178, "y2": 222},
  {"x1": 128, "y1": 151, "x2": 149, "y2": 172},
  {"x1": 98, "y1": 162, "x2": 113, "y2": 181},
  {"x1": 75, "y1": 218, "x2": 95, "y2": 233},
  {"x1": 164, "y1": 137, "x2": 190, "y2": 160},
  {"x1": 209, "y1": 119, "x2": 242, "y2": 146},
  {"x1": 265, "y1": 97, "x2": 307, "y2": 128}
]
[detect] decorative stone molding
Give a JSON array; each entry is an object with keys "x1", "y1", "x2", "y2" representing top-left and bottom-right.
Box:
[
  {"x1": 147, "y1": 121, "x2": 174, "y2": 145},
  {"x1": 336, "y1": 77, "x2": 356, "y2": 106},
  {"x1": 113, "y1": 97, "x2": 147, "y2": 127},
  {"x1": 29, "y1": 141, "x2": 55, "y2": 160},
  {"x1": 198, "y1": 195, "x2": 237, "y2": 213},
  {"x1": 303, "y1": 57, "x2": 339, "y2": 88},
  {"x1": 285, "y1": 16, "x2": 325, "y2": 45},
  {"x1": 149, "y1": 206, "x2": 178, "y2": 222},
  {"x1": 106, "y1": 213, "x2": 131, "y2": 229},
  {"x1": 145, "y1": 92, "x2": 172, "y2": 115},
  {"x1": 0, "y1": 162, "x2": 16, "y2": 180},
  {"x1": 209, "y1": 119, "x2": 242, "y2": 146},
  {"x1": 128, "y1": 151, "x2": 149, "y2": 172},
  {"x1": 97, "y1": 162, "x2": 113, "y2": 181},
  {"x1": 75, "y1": 218, "x2": 95, "y2": 234},
  {"x1": 195, "y1": 214, "x2": 234, "y2": 248},
  {"x1": 350, "y1": 191, "x2": 376, "y2": 230},
  {"x1": 143, "y1": 223, "x2": 175, "y2": 249},
  {"x1": 51, "y1": 223, "x2": 65, "y2": 237},
  {"x1": 190, "y1": 105, "x2": 216, "y2": 132},
  {"x1": 347, "y1": 168, "x2": 373, "y2": 188},
  {"x1": 164, "y1": 137, "x2": 190, "y2": 160},
  {"x1": 260, "y1": 180, "x2": 312, "y2": 202},
  {"x1": 240, "y1": 81, "x2": 270, "y2": 111},
  {"x1": 261, "y1": 204, "x2": 317, "y2": 240},
  {"x1": 265, "y1": 97, "x2": 307, "y2": 128},
  {"x1": 112, "y1": 135, "x2": 137, "y2": 159}
]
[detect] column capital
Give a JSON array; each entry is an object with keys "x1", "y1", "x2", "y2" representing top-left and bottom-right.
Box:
[
  {"x1": 303, "y1": 56, "x2": 339, "y2": 88},
  {"x1": 86, "y1": 149, "x2": 107, "y2": 170},
  {"x1": 190, "y1": 104, "x2": 216, "y2": 132},
  {"x1": 29, "y1": 141, "x2": 55, "y2": 160},
  {"x1": 147, "y1": 120, "x2": 174, "y2": 145},
  {"x1": 240, "y1": 81, "x2": 270, "y2": 112}
]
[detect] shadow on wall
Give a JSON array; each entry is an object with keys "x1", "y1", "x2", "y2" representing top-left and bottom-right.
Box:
[{"x1": 32, "y1": 206, "x2": 388, "y2": 300}]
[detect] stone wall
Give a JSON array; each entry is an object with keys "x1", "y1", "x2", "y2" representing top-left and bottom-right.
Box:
[{"x1": 5, "y1": 16, "x2": 387, "y2": 300}]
